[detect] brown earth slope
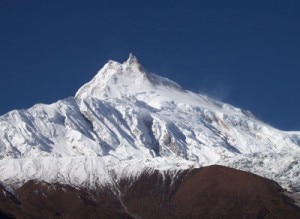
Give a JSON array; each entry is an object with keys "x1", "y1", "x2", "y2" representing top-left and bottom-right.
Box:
[{"x1": 0, "y1": 165, "x2": 299, "y2": 219}]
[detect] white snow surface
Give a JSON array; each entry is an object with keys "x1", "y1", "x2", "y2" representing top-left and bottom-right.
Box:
[{"x1": 0, "y1": 54, "x2": 300, "y2": 191}]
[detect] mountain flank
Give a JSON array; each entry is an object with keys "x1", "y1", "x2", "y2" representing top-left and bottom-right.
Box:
[{"x1": 0, "y1": 165, "x2": 299, "y2": 219}]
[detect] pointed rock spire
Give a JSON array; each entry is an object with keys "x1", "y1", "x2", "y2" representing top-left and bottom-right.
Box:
[{"x1": 126, "y1": 53, "x2": 139, "y2": 65}]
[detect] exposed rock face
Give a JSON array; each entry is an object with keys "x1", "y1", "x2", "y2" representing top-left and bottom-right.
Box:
[{"x1": 0, "y1": 165, "x2": 299, "y2": 219}]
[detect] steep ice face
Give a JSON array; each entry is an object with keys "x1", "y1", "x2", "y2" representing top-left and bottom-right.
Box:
[
  {"x1": 0, "y1": 54, "x2": 300, "y2": 191},
  {"x1": 0, "y1": 98, "x2": 104, "y2": 159}
]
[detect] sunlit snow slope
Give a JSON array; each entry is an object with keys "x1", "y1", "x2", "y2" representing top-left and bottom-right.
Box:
[{"x1": 0, "y1": 54, "x2": 300, "y2": 191}]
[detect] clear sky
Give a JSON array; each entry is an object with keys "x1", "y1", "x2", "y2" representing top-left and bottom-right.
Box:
[{"x1": 0, "y1": 0, "x2": 300, "y2": 130}]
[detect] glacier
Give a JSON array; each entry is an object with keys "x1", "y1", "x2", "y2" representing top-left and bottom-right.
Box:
[{"x1": 0, "y1": 54, "x2": 299, "y2": 191}]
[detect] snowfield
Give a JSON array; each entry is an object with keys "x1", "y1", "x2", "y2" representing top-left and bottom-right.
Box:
[{"x1": 0, "y1": 54, "x2": 299, "y2": 191}]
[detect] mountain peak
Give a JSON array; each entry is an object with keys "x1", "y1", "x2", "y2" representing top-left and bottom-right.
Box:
[
  {"x1": 75, "y1": 55, "x2": 184, "y2": 101},
  {"x1": 75, "y1": 55, "x2": 149, "y2": 100},
  {"x1": 126, "y1": 53, "x2": 139, "y2": 65}
]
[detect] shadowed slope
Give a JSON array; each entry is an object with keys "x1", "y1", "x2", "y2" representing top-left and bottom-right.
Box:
[
  {"x1": 0, "y1": 165, "x2": 299, "y2": 218},
  {"x1": 171, "y1": 165, "x2": 300, "y2": 218}
]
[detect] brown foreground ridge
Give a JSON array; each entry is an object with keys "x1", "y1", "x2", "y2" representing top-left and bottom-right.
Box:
[{"x1": 0, "y1": 165, "x2": 299, "y2": 219}]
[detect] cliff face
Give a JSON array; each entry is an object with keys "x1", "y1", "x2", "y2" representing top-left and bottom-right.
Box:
[{"x1": 1, "y1": 165, "x2": 299, "y2": 219}]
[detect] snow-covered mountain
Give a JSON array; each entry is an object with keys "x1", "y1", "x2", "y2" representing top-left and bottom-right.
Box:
[{"x1": 0, "y1": 54, "x2": 299, "y2": 191}]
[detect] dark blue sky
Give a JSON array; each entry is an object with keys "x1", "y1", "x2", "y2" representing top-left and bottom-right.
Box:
[{"x1": 1, "y1": 0, "x2": 300, "y2": 130}]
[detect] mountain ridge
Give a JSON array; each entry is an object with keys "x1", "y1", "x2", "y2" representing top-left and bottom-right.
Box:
[{"x1": 0, "y1": 165, "x2": 299, "y2": 219}]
